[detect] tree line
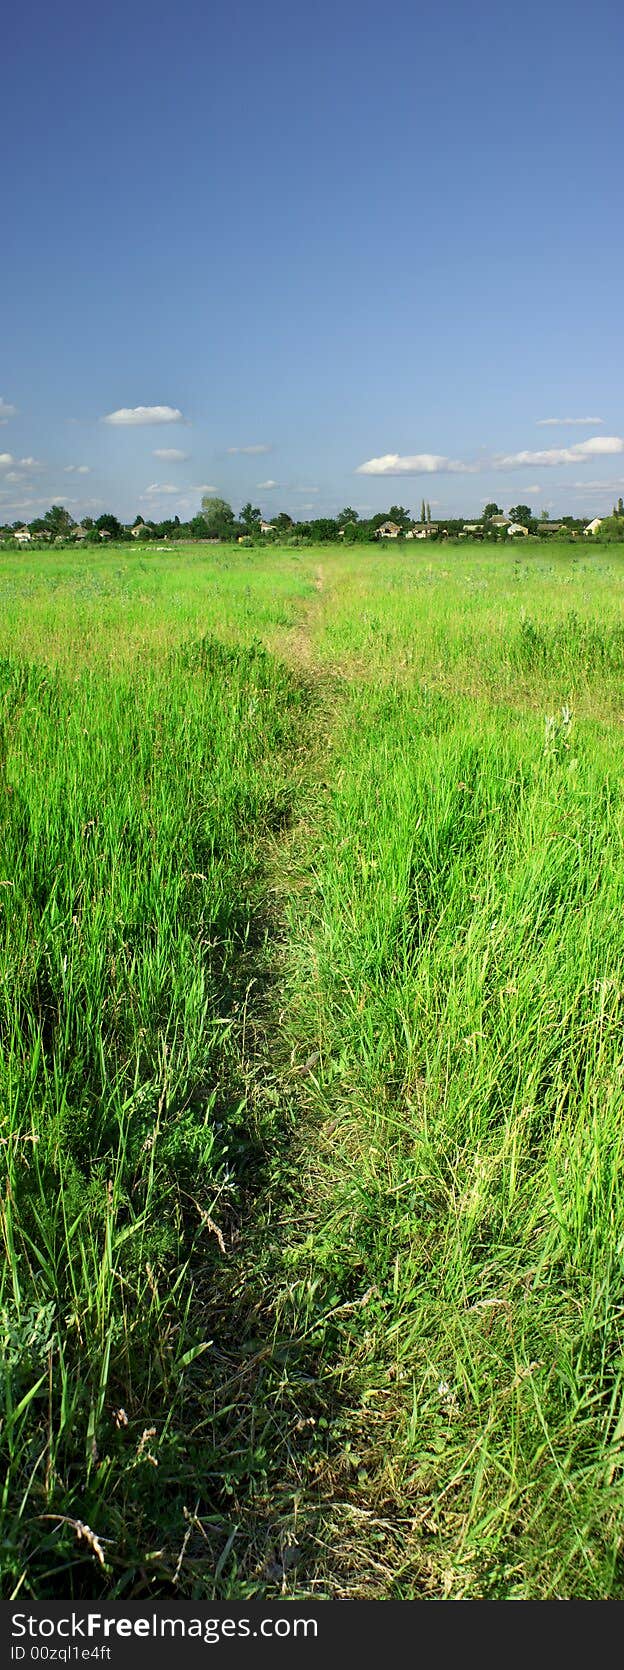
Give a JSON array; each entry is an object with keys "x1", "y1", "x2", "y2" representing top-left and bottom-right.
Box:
[{"x1": 2, "y1": 495, "x2": 624, "y2": 546}]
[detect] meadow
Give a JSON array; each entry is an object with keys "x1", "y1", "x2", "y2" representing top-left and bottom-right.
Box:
[{"x1": 2, "y1": 538, "x2": 624, "y2": 1599}]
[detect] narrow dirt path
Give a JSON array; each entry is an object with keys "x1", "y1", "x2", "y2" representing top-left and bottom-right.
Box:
[
  {"x1": 181, "y1": 578, "x2": 371, "y2": 1598},
  {"x1": 179, "y1": 575, "x2": 410, "y2": 1600},
  {"x1": 272, "y1": 563, "x2": 325, "y2": 675}
]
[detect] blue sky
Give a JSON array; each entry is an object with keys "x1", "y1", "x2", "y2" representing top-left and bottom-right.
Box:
[{"x1": 2, "y1": 0, "x2": 623, "y2": 524}]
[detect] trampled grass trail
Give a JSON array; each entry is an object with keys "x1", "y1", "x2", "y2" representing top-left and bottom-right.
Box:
[{"x1": 3, "y1": 540, "x2": 624, "y2": 1599}]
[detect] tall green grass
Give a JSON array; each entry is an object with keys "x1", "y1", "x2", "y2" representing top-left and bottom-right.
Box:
[
  {"x1": 271, "y1": 674, "x2": 624, "y2": 1597},
  {"x1": 309, "y1": 544, "x2": 624, "y2": 716},
  {"x1": 0, "y1": 636, "x2": 310, "y2": 1595},
  {"x1": 0, "y1": 542, "x2": 312, "y2": 668},
  {"x1": 3, "y1": 539, "x2": 624, "y2": 1599}
]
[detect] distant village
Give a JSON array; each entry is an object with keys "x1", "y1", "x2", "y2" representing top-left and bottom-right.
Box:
[{"x1": 2, "y1": 496, "x2": 623, "y2": 548}]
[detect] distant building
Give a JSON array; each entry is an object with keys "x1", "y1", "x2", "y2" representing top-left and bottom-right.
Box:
[
  {"x1": 13, "y1": 526, "x2": 31, "y2": 544},
  {"x1": 491, "y1": 515, "x2": 510, "y2": 528},
  {"x1": 73, "y1": 524, "x2": 88, "y2": 541},
  {"x1": 459, "y1": 523, "x2": 483, "y2": 538},
  {"x1": 537, "y1": 522, "x2": 565, "y2": 534},
  {"x1": 98, "y1": 528, "x2": 111, "y2": 540},
  {"x1": 406, "y1": 522, "x2": 438, "y2": 539},
  {"x1": 375, "y1": 520, "x2": 403, "y2": 539},
  {"x1": 507, "y1": 522, "x2": 529, "y2": 537},
  {"x1": 130, "y1": 523, "x2": 145, "y2": 539},
  {"x1": 584, "y1": 517, "x2": 603, "y2": 536},
  {"x1": 259, "y1": 520, "x2": 275, "y2": 534}
]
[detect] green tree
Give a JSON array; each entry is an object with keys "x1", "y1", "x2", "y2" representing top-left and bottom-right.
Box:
[
  {"x1": 426, "y1": 502, "x2": 432, "y2": 523},
  {"x1": 420, "y1": 499, "x2": 426, "y2": 523},
  {"x1": 200, "y1": 496, "x2": 235, "y2": 538},
  {"x1": 387, "y1": 505, "x2": 411, "y2": 530},
  {"x1": 240, "y1": 502, "x2": 262, "y2": 533},
  {"x1": 596, "y1": 515, "x2": 624, "y2": 542},
  {"x1": 153, "y1": 519, "x2": 179, "y2": 538},
  {"x1": 508, "y1": 504, "x2": 534, "y2": 528},
  {"x1": 483, "y1": 502, "x2": 502, "y2": 521},
  {"x1": 95, "y1": 512, "x2": 122, "y2": 539},
  {"x1": 274, "y1": 512, "x2": 294, "y2": 532},
  {"x1": 337, "y1": 507, "x2": 359, "y2": 526},
  {"x1": 310, "y1": 518, "x2": 339, "y2": 542},
  {"x1": 44, "y1": 504, "x2": 75, "y2": 538}
]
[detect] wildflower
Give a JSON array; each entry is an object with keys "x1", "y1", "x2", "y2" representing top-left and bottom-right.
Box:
[{"x1": 136, "y1": 1427, "x2": 158, "y2": 1466}]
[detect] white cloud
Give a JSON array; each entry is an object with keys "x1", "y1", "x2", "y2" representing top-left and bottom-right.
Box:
[
  {"x1": 258, "y1": 480, "x2": 279, "y2": 489},
  {"x1": 1, "y1": 457, "x2": 46, "y2": 481},
  {"x1": 536, "y1": 416, "x2": 603, "y2": 427},
  {"x1": 495, "y1": 436, "x2": 624, "y2": 469},
  {"x1": 356, "y1": 436, "x2": 624, "y2": 480},
  {"x1": 0, "y1": 498, "x2": 48, "y2": 510},
  {"x1": 152, "y1": 448, "x2": 189, "y2": 461},
  {"x1": 356, "y1": 452, "x2": 476, "y2": 476},
  {"x1": 576, "y1": 436, "x2": 624, "y2": 456},
  {"x1": 0, "y1": 398, "x2": 17, "y2": 422},
  {"x1": 64, "y1": 464, "x2": 91, "y2": 474},
  {"x1": 102, "y1": 405, "x2": 184, "y2": 426},
  {"x1": 0, "y1": 456, "x2": 46, "y2": 480},
  {"x1": 226, "y1": 443, "x2": 272, "y2": 455},
  {"x1": 140, "y1": 483, "x2": 179, "y2": 497},
  {"x1": 193, "y1": 484, "x2": 218, "y2": 493},
  {"x1": 292, "y1": 484, "x2": 320, "y2": 493},
  {"x1": 525, "y1": 484, "x2": 542, "y2": 493}
]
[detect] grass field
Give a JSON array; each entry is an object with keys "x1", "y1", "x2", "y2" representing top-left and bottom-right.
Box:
[{"x1": 2, "y1": 538, "x2": 624, "y2": 1599}]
